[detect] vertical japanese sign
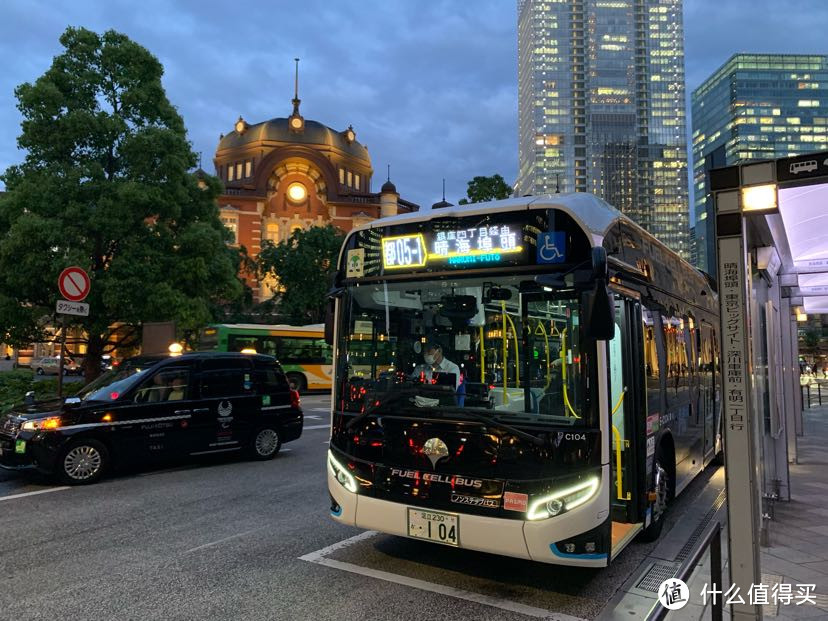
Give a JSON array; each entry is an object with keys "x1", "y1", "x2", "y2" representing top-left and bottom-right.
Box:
[{"x1": 717, "y1": 233, "x2": 762, "y2": 621}]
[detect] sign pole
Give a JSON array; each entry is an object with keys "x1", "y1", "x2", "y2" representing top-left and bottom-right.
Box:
[{"x1": 57, "y1": 314, "x2": 66, "y2": 400}]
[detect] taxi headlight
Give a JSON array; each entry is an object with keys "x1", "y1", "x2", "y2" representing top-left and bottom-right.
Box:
[
  {"x1": 21, "y1": 417, "x2": 61, "y2": 431},
  {"x1": 527, "y1": 477, "x2": 600, "y2": 521},
  {"x1": 328, "y1": 450, "x2": 358, "y2": 493}
]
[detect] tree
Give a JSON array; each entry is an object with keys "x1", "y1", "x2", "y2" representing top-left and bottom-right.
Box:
[
  {"x1": 457, "y1": 174, "x2": 513, "y2": 204},
  {"x1": 0, "y1": 27, "x2": 244, "y2": 381},
  {"x1": 257, "y1": 225, "x2": 345, "y2": 324}
]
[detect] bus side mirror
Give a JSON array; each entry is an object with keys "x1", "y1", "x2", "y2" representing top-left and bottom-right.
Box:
[
  {"x1": 324, "y1": 297, "x2": 336, "y2": 346},
  {"x1": 584, "y1": 283, "x2": 615, "y2": 341},
  {"x1": 584, "y1": 247, "x2": 614, "y2": 340}
]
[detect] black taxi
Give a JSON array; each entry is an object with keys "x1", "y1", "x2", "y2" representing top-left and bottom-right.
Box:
[{"x1": 0, "y1": 352, "x2": 302, "y2": 484}]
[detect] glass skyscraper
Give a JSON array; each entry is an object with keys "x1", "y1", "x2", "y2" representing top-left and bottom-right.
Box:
[
  {"x1": 517, "y1": 0, "x2": 690, "y2": 259},
  {"x1": 692, "y1": 54, "x2": 828, "y2": 273}
]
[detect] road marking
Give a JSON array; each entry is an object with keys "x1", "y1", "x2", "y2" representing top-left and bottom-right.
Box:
[
  {"x1": 310, "y1": 408, "x2": 330, "y2": 412},
  {"x1": 305, "y1": 415, "x2": 322, "y2": 420},
  {"x1": 185, "y1": 527, "x2": 263, "y2": 554},
  {"x1": 299, "y1": 532, "x2": 588, "y2": 621},
  {"x1": 0, "y1": 487, "x2": 70, "y2": 502},
  {"x1": 304, "y1": 424, "x2": 330, "y2": 430}
]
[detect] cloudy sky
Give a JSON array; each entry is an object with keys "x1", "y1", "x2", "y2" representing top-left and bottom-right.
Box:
[{"x1": 1, "y1": 0, "x2": 826, "y2": 211}]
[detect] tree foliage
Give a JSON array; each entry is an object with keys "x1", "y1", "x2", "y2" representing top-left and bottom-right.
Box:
[
  {"x1": 0, "y1": 27, "x2": 244, "y2": 380},
  {"x1": 257, "y1": 225, "x2": 345, "y2": 324},
  {"x1": 457, "y1": 174, "x2": 514, "y2": 205}
]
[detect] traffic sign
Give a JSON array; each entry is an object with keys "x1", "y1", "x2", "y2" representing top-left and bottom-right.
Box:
[
  {"x1": 56, "y1": 299, "x2": 90, "y2": 316},
  {"x1": 58, "y1": 266, "x2": 90, "y2": 302}
]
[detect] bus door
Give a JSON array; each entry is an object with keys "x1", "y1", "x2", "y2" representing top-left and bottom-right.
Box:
[{"x1": 608, "y1": 296, "x2": 645, "y2": 525}]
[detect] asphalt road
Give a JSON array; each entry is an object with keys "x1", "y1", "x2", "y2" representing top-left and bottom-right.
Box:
[{"x1": 0, "y1": 395, "x2": 719, "y2": 621}]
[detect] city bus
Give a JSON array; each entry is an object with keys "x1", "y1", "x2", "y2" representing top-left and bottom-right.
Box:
[
  {"x1": 324, "y1": 193, "x2": 721, "y2": 567},
  {"x1": 199, "y1": 324, "x2": 332, "y2": 392}
]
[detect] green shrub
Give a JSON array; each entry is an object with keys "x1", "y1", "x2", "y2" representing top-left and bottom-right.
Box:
[{"x1": 0, "y1": 370, "x2": 82, "y2": 414}]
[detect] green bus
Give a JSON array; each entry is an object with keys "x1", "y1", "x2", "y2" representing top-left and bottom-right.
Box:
[{"x1": 199, "y1": 324, "x2": 332, "y2": 392}]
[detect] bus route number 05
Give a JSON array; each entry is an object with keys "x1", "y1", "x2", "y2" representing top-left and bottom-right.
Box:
[
  {"x1": 382, "y1": 235, "x2": 426, "y2": 269},
  {"x1": 407, "y1": 508, "x2": 459, "y2": 546}
]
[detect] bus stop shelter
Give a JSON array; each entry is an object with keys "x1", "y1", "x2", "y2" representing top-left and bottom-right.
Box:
[{"x1": 711, "y1": 150, "x2": 828, "y2": 620}]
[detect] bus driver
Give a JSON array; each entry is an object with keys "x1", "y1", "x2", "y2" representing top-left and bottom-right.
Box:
[{"x1": 411, "y1": 342, "x2": 461, "y2": 390}]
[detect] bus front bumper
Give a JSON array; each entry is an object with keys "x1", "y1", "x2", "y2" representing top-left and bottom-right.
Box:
[{"x1": 328, "y1": 464, "x2": 611, "y2": 568}]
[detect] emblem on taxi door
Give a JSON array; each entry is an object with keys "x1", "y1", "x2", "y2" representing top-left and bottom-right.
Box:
[
  {"x1": 423, "y1": 438, "x2": 449, "y2": 468},
  {"x1": 218, "y1": 401, "x2": 233, "y2": 417}
]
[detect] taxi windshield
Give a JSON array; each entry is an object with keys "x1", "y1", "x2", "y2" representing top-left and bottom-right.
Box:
[
  {"x1": 335, "y1": 274, "x2": 597, "y2": 427},
  {"x1": 77, "y1": 364, "x2": 152, "y2": 402}
]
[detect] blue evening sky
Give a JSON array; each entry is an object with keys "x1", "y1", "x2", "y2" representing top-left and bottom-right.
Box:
[{"x1": 0, "y1": 0, "x2": 825, "y2": 214}]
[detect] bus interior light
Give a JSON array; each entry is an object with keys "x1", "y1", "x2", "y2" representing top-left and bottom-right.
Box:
[{"x1": 526, "y1": 477, "x2": 600, "y2": 520}]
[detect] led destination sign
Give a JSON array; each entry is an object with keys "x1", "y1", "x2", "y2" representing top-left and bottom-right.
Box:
[{"x1": 382, "y1": 224, "x2": 523, "y2": 270}]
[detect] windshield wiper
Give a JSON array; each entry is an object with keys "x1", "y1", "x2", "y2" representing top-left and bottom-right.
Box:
[
  {"x1": 345, "y1": 388, "x2": 415, "y2": 431},
  {"x1": 412, "y1": 406, "x2": 546, "y2": 447},
  {"x1": 346, "y1": 393, "x2": 547, "y2": 447}
]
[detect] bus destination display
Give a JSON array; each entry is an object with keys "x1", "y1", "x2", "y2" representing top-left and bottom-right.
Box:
[{"x1": 381, "y1": 224, "x2": 523, "y2": 270}]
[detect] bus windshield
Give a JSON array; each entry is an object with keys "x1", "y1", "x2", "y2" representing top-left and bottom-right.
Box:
[{"x1": 335, "y1": 274, "x2": 597, "y2": 427}]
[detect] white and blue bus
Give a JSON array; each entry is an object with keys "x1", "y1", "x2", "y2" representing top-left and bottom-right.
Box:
[{"x1": 325, "y1": 193, "x2": 721, "y2": 567}]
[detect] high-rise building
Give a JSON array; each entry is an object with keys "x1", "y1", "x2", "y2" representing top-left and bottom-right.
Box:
[
  {"x1": 517, "y1": 0, "x2": 690, "y2": 259},
  {"x1": 692, "y1": 54, "x2": 828, "y2": 274}
]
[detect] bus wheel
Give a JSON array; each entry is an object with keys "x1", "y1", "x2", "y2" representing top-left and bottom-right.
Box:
[
  {"x1": 57, "y1": 439, "x2": 109, "y2": 485},
  {"x1": 249, "y1": 427, "x2": 281, "y2": 460},
  {"x1": 640, "y1": 454, "x2": 670, "y2": 542},
  {"x1": 287, "y1": 373, "x2": 306, "y2": 394}
]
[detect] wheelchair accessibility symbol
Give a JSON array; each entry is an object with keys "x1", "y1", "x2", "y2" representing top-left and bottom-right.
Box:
[{"x1": 537, "y1": 232, "x2": 566, "y2": 264}]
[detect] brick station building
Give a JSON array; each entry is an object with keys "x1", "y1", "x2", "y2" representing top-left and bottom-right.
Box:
[{"x1": 213, "y1": 95, "x2": 418, "y2": 300}]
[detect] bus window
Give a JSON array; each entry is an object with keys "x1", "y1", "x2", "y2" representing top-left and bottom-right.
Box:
[{"x1": 642, "y1": 308, "x2": 663, "y2": 416}]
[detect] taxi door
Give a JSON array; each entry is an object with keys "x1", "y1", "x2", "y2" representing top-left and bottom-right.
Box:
[
  {"x1": 189, "y1": 357, "x2": 258, "y2": 454},
  {"x1": 109, "y1": 362, "x2": 196, "y2": 462}
]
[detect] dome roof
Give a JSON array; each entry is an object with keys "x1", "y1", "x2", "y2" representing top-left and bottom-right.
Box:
[
  {"x1": 217, "y1": 117, "x2": 370, "y2": 163},
  {"x1": 381, "y1": 179, "x2": 397, "y2": 193}
]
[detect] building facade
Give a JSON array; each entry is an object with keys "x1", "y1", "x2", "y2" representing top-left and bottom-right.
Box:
[
  {"x1": 692, "y1": 54, "x2": 828, "y2": 274},
  {"x1": 517, "y1": 0, "x2": 690, "y2": 259},
  {"x1": 213, "y1": 100, "x2": 417, "y2": 300}
]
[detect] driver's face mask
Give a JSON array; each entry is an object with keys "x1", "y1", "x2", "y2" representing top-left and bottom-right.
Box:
[{"x1": 424, "y1": 353, "x2": 436, "y2": 365}]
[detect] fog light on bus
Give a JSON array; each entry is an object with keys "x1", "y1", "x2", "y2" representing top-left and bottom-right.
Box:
[
  {"x1": 328, "y1": 450, "x2": 358, "y2": 493},
  {"x1": 527, "y1": 477, "x2": 600, "y2": 521}
]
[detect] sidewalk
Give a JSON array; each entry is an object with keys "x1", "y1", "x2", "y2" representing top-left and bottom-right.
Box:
[{"x1": 759, "y1": 406, "x2": 828, "y2": 619}]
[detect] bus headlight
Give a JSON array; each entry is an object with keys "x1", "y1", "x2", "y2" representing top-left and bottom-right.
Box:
[
  {"x1": 328, "y1": 450, "x2": 358, "y2": 493},
  {"x1": 527, "y1": 477, "x2": 600, "y2": 521}
]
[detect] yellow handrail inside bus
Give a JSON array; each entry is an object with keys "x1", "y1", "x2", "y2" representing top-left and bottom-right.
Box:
[
  {"x1": 479, "y1": 325, "x2": 485, "y2": 383},
  {"x1": 611, "y1": 425, "x2": 624, "y2": 500},
  {"x1": 501, "y1": 302, "x2": 507, "y2": 404},
  {"x1": 560, "y1": 328, "x2": 580, "y2": 418},
  {"x1": 610, "y1": 388, "x2": 628, "y2": 500},
  {"x1": 504, "y1": 312, "x2": 520, "y2": 385},
  {"x1": 536, "y1": 320, "x2": 551, "y2": 390},
  {"x1": 612, "y1": 387, "x2": 627, "y2": 415}
]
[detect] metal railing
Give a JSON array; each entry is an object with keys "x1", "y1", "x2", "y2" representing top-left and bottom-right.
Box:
[
  {"x1": 801, "y1": 379, "x2": 828, "y2": 408},
  {"x1": 647, "y1": 521, "x2": 723, "y2": 621}
]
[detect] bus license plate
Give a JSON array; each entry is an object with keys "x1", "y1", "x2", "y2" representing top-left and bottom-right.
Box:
[{"x1": 407, "y1": 508, "x2": 459, "y2": 546}]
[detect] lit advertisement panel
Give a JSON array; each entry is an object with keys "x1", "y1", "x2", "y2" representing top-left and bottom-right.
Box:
[
  {"x1": 342, "y1": 210, "x2": 592, "y2": 279},
  {"x1": 380, "y1": 223, "x2": 523, "y2": 270}
]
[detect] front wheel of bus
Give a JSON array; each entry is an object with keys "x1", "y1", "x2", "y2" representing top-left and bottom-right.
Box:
[
  {"x1": 640, "y1": 455, "x2": 670, "y2": 542},
  {"x1": 287, "y1": 373, "x2": 306, "y2": 394},
  {"x1": 249, "y1": 427, "x2": 281, "y2": 460}
]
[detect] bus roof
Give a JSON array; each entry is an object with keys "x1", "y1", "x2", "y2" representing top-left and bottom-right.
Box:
[{"x1": 348, "y1": 193, "x2": 623, "y2": 245}]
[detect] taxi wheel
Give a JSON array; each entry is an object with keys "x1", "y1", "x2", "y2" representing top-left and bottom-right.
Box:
[
  {"x1": 57, "y1": 439, "x2": 110, "y2": 485},
  {"x1": 249, "y1": 427, "x2": 281, "y2": 460}
]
